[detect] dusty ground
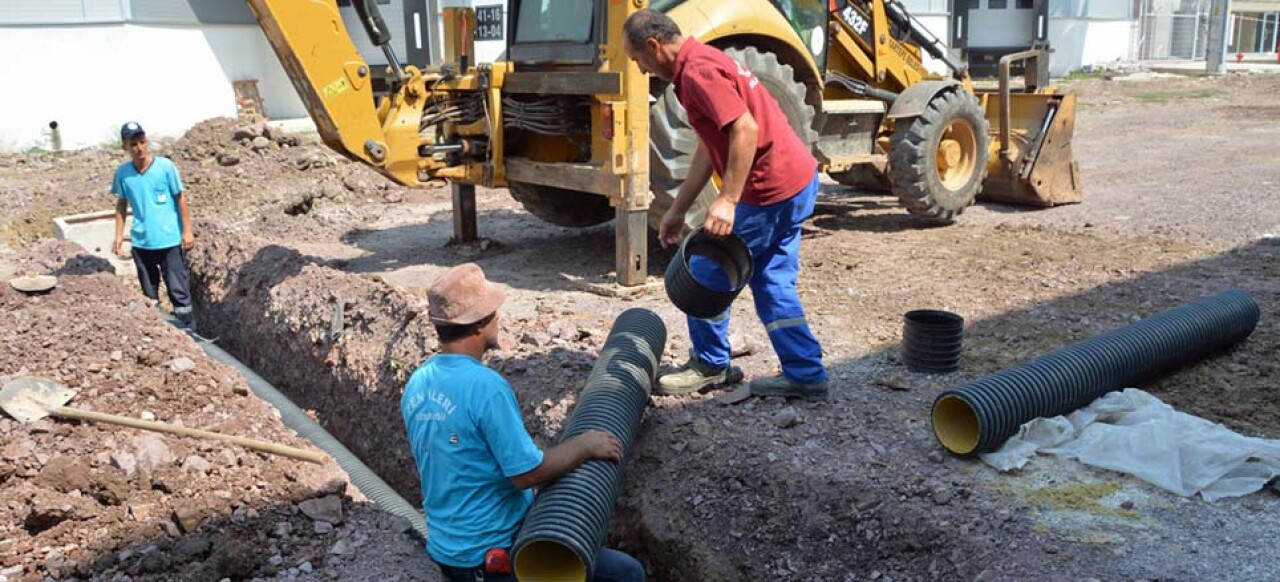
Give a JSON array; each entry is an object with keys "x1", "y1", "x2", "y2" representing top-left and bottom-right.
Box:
[{"x1": 1, "y1": 72, "x2": 1279, "y2": 580}]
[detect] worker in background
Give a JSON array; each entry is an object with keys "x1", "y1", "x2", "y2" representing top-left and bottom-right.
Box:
[
  {"x1": 622, "y1": 10, "x2": 829, "y2": 401},
  {"x1": 401, "y1": 263, "x2": 646, "y2": 582},
  {"x1": 110, "y1": 122, "x2": 196, "y2": 328}
]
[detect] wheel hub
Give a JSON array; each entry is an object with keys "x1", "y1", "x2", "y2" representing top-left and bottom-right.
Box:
[{"x1": 936, "y1": 119, "x2": 978, "y2": 191}]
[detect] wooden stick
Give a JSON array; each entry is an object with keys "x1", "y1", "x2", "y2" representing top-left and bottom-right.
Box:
[{"x1": 52, "y1": 406, "x2": 327, "y2": 464}]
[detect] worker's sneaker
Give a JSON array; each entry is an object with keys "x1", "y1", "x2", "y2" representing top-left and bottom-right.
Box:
[
  {"x1": 748, "y1": 375, "x2": 829, "y2": 401},
  {"x1": 657, "y1": 358, "x2": 743, "y2": 395}
]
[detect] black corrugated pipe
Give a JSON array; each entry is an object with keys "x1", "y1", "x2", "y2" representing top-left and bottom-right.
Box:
[
  {"x1": 903, "y1": 310, "x2": 965, "y2": 374},
  {"x1": 932, "y1": 289, "x2": 1260, "y2": 455},
  {"x1": 665, "y1": 229, "x2": 753, "y2": 319},
  {"x1": 512, "y1": 308, "x2": 666, "y2": 580}
]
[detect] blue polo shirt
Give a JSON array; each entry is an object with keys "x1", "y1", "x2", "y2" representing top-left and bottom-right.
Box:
[
  {"x1": 111, "y1": 157, "x2": 184, "y2": 250},
  {"x1": 401, "y1": 353, "x2": 544, "y2": 567}
]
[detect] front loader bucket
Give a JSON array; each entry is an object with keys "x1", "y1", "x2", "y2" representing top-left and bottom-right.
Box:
[{"x1": 976, "y1": 88, "x2": 1082, "y2": 207}]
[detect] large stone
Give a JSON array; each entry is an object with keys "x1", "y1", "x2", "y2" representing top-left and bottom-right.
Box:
[
  {"x1": 91, "y1": 468, "x2": 131, "y2": 506},
  {"x1": 250, "y1": 136, "x2": 273, "y2": 151},
  {"x1": 173, "y1": 500, "x2": 205, "y2": 533},
  {"x1": 110, "y1": 450, "x2": 137, "y2": 479},
  {"x1": 25, "y1": 489, "x2": 95, "y2": 533},
  {"x1": 34, "y1": 455, "x2": 92, "y2": 493},
  {"x1": 233, "y1": 123, "x2": 267, "y2": 141},
  {"x1": 0, "y1": 439, "x2": 34, "y2": 461},
  {"x1": 128, "y1": 502, "x2": 156, "y2": 522},
  {"x1": 168, "y1": 357, "x2": 196, "y2": 373},
  {"x1": 298, "y1": 495, "x2": 343, "y2": 525},
  {"x1": 134, "y1": 435, "x2": 173, "y2": 474},
  {"x1": 181, "y1": 455, "x2": 213, "y2": 474}
]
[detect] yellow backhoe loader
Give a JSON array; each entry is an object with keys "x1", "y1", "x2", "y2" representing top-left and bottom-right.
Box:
[{"x1": 247, "y1": 0, "x2": 1082, "y2": 287}]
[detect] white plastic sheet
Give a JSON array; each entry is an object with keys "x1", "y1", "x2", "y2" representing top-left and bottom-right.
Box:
[{"x1": 980, "y1": 388, "x2": 1280, "y2": 501}]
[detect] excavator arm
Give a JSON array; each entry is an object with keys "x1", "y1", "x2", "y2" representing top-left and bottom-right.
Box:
[{"x1": 246, "y1": 0, "x2": 430, "y2": 186}]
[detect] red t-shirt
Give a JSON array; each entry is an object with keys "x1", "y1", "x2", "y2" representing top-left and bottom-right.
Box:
[{"x1": 673, "y1": 38, "x2": 817, "y2": 206}]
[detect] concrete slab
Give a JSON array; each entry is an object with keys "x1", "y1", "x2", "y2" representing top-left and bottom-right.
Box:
[
  {"x1": 53, "y1": 209, "x2": 133, "y2": 275},
  {"x1": 268, "y1": 117, "x2": 318, "y2": 136},
  {"x1": 1144, "y1": 59, "x2": 1280, "y2": 76}
]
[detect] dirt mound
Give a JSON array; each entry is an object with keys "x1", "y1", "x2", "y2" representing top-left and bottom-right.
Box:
[
  {"x1": 189, "y1": 227, "x2": 447, "y2": 502},
  {"x1": 0, "y1": 246, "x2": 429, "y2": 581}
]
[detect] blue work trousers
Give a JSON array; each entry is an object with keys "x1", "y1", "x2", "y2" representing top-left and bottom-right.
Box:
[{"x1": 688, "y1": 173, "x2": 827, "y2": 384}]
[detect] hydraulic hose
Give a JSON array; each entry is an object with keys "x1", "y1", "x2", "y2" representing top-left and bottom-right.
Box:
[
  {"x1": 513, "y1": 309, "x2": 667, "y2": 580},
  {"x1": 167, "y1": 317, "x2": 429, "y2": 539},
  {"x1": 932, "y1": 289, "x2": 1260, "y2": 455}
]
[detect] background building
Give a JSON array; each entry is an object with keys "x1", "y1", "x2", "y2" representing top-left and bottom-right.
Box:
[{"x1": 4, "y1": 0, "x2": 1272, "y2": 152}]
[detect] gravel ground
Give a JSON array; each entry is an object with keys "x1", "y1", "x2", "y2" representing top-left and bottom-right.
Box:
[{"x1": 961, "y1": 74, "x2": 1280, "y2": 246}]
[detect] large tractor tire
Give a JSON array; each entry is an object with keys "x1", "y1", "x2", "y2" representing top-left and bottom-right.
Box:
[
  {"x1": 648, "y1": 46, "x2": 818, "y2": 231},
  {"x1": 887, "y1": 89, "x2": 990, "y2": 224},
  {"x1": 508, "y1": 182, "x2": 614, "y2": 228}
]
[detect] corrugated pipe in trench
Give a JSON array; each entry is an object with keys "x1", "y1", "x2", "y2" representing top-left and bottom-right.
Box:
[
  {"x1": 513, "y1": 308, "x2": 667, "y2": 580},
  {"x1": 167, "y1": 317, "x2": 430, "y2": 539},
  {"x1": 932, "y1": 289, "x2": 1260, "y2": 455}
]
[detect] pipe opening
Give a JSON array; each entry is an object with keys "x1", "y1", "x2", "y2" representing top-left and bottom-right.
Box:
[
  {"x1": 932, "y1": 395, "x2": 980, "y2": 455},
  {"x1": 515, "y1": 540, "x2": 587, "y2": 582},
  {"x1": 905, "y1": 309, "x2": 965, "y2": 327}
]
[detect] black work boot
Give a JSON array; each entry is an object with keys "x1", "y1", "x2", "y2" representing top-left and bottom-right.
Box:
[{"x1": 748, "y1": 375, "x2": 829, "y2": 401}]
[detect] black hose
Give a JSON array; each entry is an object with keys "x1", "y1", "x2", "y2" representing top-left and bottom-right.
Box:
[
  {"x1": 352, "y1": 0, "x2": 392, "y2": 46},
  {"x1": 932, "y1": 289, "x2": 1260, "y2": 455},
  {"x1": 512, "y1": 309, "x2": 667, "y2": 580},
  {"x1": 825, "y1": 72, "x2": 900, "y2": 104}
]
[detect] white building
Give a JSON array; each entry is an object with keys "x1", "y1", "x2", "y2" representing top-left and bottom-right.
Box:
[
  {"x1": 0, "y1": 0, "x2": 499, "y2": 152},
  {"x1": 0, "y1": 0, "x2": 305, "y2": 151}
]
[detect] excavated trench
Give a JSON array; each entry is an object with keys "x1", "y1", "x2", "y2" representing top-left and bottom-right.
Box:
[{"x1": 185, "y1": 226, "x2": 1095, "y2": 580}]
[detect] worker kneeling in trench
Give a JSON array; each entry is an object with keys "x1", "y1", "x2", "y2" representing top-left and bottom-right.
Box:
[{"x1": 400, "y1": 263, "x2": 646, "y2": 581}]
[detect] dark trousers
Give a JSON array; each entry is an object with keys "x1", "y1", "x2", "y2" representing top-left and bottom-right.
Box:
[{"x1": 131, "y1": 246, "x2": 193, "y2": 325}]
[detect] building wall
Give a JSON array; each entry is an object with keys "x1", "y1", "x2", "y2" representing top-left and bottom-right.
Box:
[
  {"x1": 0, "y1": 23, "x2": 306, "y2": 152},
  {"x1": 1047, "y1": 19, "x2": 1137, "y2": 73}
]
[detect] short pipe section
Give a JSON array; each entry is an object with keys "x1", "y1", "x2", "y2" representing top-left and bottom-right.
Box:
[
  {"x1": 903, "y1": 309, "x2": 965, "y2": 374},
  {"x1": 665, "y1": 229, "x2": 754, "y2": 319}
]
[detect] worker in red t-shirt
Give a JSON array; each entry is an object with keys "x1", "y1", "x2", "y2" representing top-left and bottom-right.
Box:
[{"x1": 623, "y1": 9, "x2": 828, "y2": 401}]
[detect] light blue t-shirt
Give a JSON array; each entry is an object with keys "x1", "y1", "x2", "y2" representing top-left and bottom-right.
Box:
[
  {"x1": 111, "y1": 157, "x2": 184, "y2": 250},
  {"x1": 401, "y1": 353, "x2": 544, "y2": 567}
]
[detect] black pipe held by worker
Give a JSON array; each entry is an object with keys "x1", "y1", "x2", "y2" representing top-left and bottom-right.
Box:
[
  {"x1": 932, "y1": 289, "x2": 1260, "y2": 455},
  {"x1": 665, "y1": 229, "x2": 754, "y2": 320},
  {"x1": 512, "y1": 308, "x2": 667, "y2": 580}
]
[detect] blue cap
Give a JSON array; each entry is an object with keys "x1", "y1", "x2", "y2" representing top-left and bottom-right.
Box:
[{"x1": 120, "y1": 121, "x2": 145, "y2": 142}]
